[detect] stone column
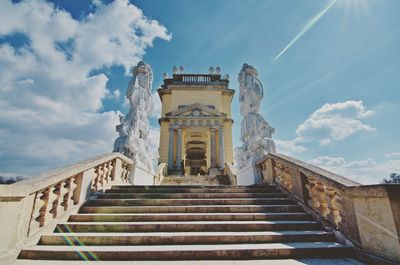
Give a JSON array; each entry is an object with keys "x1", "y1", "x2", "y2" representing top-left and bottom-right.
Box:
[
  {"x1": 210, "y1": 128, "x2": 216, "y2": 168},
  {"x1": 168, "y1": 127, "x2": 174, "y2": 169},
  {"x1": 175, "y1": 128, "x2": 183, "y2": 168},
  {"x1": 219, "y1": 126, "x2": 225, "y2": 168}
]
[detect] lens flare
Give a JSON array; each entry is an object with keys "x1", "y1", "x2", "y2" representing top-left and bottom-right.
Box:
[
  {"x1": 57, "y1": 224, "x2": 99, "y2": 261},
  {"x1": 275, "y1": 0, "x2": 338, "y2": 60}
]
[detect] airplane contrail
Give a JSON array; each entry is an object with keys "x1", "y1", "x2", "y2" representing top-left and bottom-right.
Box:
[{"x1": 275, "y1": 0, "x2": 338, "y2": 60}]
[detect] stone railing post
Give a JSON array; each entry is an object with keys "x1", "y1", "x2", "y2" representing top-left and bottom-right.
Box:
[{"x1": 345, "y1": 185, "x2": 400, "y2": 263}]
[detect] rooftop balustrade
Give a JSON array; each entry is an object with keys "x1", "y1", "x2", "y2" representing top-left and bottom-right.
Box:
[{"x1": 162, "y1": 74, "x2": 229, "y2": 86}]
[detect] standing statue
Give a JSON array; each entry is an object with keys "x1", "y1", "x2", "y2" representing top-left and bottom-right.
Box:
[
  {"x1": 235, "y1": 63, "x2": 276, "y2": 170},
  {"x1": 113, "y1": 61, "x2": 156, "y2": 174}
]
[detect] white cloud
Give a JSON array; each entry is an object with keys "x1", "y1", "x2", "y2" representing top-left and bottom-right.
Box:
[
  {"x1": 308, "y1": 155, "x2": 400, "y2": 184},
  {"x1": 296, "y1": 100, "x2": 375, "y2": 145},
  {"x1": 385, "y1": 152, "x2": 400, "y2": 158},
  {"x1": 276, "y1": 100, "x2": 375, "y2": 155},
  {"x1": 0, "y1": 0, "x2": 170, "y2": 175},
  {"x1": 275, "y1": 139, "x2": 307, "y2": 155},
  {"x1": 106, "y1": 89, "x2": 121, "y2": 101}
]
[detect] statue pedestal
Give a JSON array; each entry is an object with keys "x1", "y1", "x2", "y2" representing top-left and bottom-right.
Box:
[
  {"x1": 236, "y1": 163, "x2": 261, "y2": 185},
  {"x1": 129, "y1": 160, "x2": 154, "y2": 185}
]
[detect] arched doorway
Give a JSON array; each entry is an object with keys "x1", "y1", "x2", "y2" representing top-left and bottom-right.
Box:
[{"x1": 185, "y1": 140, "x2": 207, "y2": 175}]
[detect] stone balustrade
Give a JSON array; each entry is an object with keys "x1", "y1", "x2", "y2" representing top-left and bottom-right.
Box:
[
  {"x1": 0, "y1": 152, "x2": 133, "y2": 264},
  {"x1": 257, "y1": 153, "x2": 400, "y2": 264}
]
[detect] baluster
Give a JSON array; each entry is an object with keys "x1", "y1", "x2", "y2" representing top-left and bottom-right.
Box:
[
  {"x1": 110, "y1": 159, "x2": 116, "y2": 182},
  {"x1": 120, "y1": 162, "x2": 127, "y2": 182},
  {"x1": 30, "y1": 188, "x2": 49, "y2": 232},
  {"x1": 61, "y1": 178, "x2": 72, "y2": 211},
  {"x1": 62, "y1": 176, "x2": 79, "y2": 210},
  {"x1": 124, "y1": 162, "x2": 130, "y2": 182},
  {"x1": 333, "y1": 191, "x2": 346, "y2": 230},
  {"x1": 109, "y1": 160, "x2": 114, "y2": 182},
  {"x1": 91, "y1": 166, "x2": 99, "y2": 192},
  {"x1": 93, "y1": 165, "x2": 104, "y2": 192},
  {"x1": 283, "y1": 165, "x2": 293, "y2": 191},
  {"x1": 103, "y1": 163, "x2": 109, "y2": 187},
  {"x1": 70, "y1": 176, "x2": 79, "y2": 205},
  {"x1": 305, "y1": 176, "x2": 320, "y2": 210},
  {"x1": 315, "y1": 180, "x2": 329, "y2": 218},
  {"x1": 274, "y1": 163, "x2": 282, "y2": 186},
  {"x1": 56, "y1": 181, "x2": 68, "y2": 215},
  {"x1": 325, "y1": 187, "x2": 338, "y2": 224},
  {"x1": 47, "y1": 184, "x2": 61, "y2": 219}
]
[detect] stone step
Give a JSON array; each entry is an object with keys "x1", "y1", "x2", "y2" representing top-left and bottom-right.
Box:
[
  {"x1": 69, "y1": 212, "x2": 313, "y2": 222},
  {"x1": 12, "y1": 258, "x2": 366, "y2": 265},
  {"x1": 80, "y1": 204, "x2": 304, "y2": 214},
  {"x1": 39, "y1": 231, "x2": 336, "y2": 246},
  {"x1": 107, "y1": 186, "x2": 279, "y2": 194},
  {"x1": 85, "y1": 198, "x2": 294, "y2": 207},
  {"x1": 97, "y1": 192, "x2": 289, "y2": 199},
  {"x1": 55, "y1": 221, "x2": 321, "y2": 233},
  {"x1": 19, "y1": 242, "x2": 354, "y2": 260}
]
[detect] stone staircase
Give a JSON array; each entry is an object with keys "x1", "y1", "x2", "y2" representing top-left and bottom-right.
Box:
[{"x1": 17, "y1": 185, "x2": 361, "y2": 263}]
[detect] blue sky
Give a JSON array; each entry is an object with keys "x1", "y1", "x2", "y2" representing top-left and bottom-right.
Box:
[{"x1": 0, "y1": 0, "x2": 399, "y2": 183}]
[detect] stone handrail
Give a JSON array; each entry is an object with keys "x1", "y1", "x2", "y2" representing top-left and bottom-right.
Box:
[
  {"x1": 153, "y1": 163, "x2": 168, "y2": 185},
  {"x1": 256, "y1": 152, "x2": 400, "y2": 264},
  {"x1": 223, "y1": 162, "x2": 237, "y2": 185},
  {"x1": 0, "y1": 152, "x2": 133, "y2": 264}
]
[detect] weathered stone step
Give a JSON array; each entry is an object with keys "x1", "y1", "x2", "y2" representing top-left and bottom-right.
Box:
[
  {"x1": 69, "y1": 212, "x2": 313, "y2": 222},
  {"x1": 19, "y1": 242, "x2": 354, "y2": 260},
  {"x1": 111, "y1": 185, "x2": 273, "y2": 189},
  {"x1": 55, "y1": 221, "x2": 321, "y2": 233},
  {"x1": 97, "y1": 192, "x2": 288, "y2": 199},
  {"x1": 107, "y1": 186, "x2": 279, "y2": 194},
  {"x1": 39, "y1": 231, "x2": 336, "y2": 246},
  {"x1": 80, "y1": 204, "x2": 304, "y2": 214},
  {"x1": 12, "y1": 258, "x2": 366, "y2": 264},
  {"x1": 85, "y1": 198, "x2": 294, "y2": 207}
]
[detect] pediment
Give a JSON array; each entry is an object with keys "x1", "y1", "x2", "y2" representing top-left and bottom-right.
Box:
[{"x1": 166, "y1": 103, "x2": 226, "y2": 118}]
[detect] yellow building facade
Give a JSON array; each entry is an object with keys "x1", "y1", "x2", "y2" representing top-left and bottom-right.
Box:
[{"x1": 158, "y1": 73, "x2": 234, "y2": 175}]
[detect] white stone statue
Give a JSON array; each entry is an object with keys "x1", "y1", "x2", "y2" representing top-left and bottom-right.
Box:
[
  {"x1": 113, "y1": 61, "x2": 156, "y2": 174},
  {"x1": 238, "y1": 63, "x2": 264, "y2": 117},
  {"x1": 235, "y1": 63, "x2": 276, "y2": 170},
  {"x1": 113, "y1": 115, "x2": 128, "y2": 153}
]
